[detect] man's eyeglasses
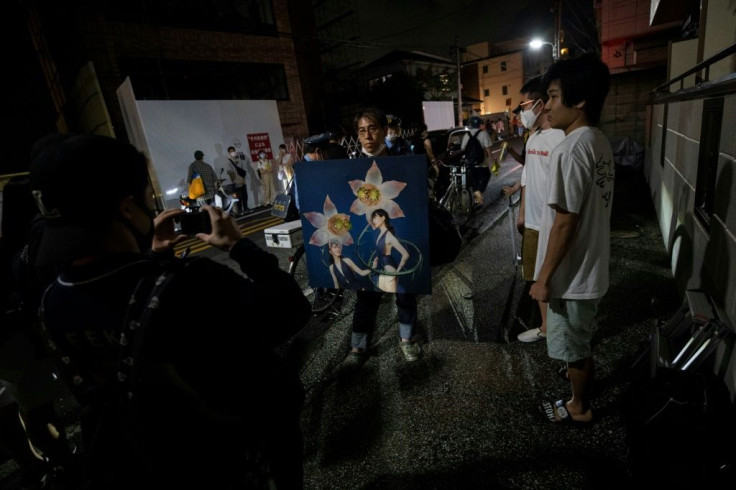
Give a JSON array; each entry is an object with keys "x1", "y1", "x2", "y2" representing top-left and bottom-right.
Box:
[{"x1": 358, "y1": 125, "x2": 381, "y2": 136}]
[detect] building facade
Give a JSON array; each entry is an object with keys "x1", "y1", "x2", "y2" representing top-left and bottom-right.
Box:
[
  {"x1": 643, "y1": 0, "x2": 736, "y2": 396},
  {"x1": 21, "y1": 0, "x2": 318, "y2": 146}
]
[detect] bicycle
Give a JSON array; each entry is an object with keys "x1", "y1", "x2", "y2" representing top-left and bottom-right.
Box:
[{"x1": 438, "y1": 158, "x2": 473, "y2": 226}]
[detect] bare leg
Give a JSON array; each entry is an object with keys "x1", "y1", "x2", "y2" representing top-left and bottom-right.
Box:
[{"x1": 566, "y1": 358, "x2": 593, "y2": 421}]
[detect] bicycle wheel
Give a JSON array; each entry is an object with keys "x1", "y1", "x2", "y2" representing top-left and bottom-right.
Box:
[{"x1": 289, "y1": 246, "x2": 340, "y2": 314}]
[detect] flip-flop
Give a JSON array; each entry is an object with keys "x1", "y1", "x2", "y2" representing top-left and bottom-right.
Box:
[{"x1": 539, "y1": 399, "x2": 594, "y2": 425}]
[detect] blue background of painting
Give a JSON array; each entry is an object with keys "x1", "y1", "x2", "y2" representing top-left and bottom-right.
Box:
[{"x1": 293, "y1": 155, "x2": 431, "y2": 295}]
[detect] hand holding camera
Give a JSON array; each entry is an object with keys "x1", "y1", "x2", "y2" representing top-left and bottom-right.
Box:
[{"x1": 192, "y1": 205, "x2": 241, "y2": 251}]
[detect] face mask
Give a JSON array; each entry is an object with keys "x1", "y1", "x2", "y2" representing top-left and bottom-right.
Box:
[
  {"x1": 229, "y1": 151, "x2": 236, "y2": 157},
  {"x1": 520, "y1": 100, "x2": 541, "y2": 128},
  {"x1": 258, "y1": 153, "x2": 266, "y2": 160},
  {"x1": 122, "y1": 198, "x2": 156, "y2": 254}
]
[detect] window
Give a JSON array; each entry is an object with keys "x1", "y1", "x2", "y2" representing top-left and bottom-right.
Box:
[
  {"x1": 502, "y1": 86, "x2": 508, "y2": 95},
  {"x1": 484, "y1": 89, "x2": 490, "y2": 97},
  {"x1": 501, "y1": 61, "x2": 507, "y2": 71},
  {"x1": 118, "y1": 58, "x2": 290, "y2": 100},
  {"x1": 506, "y1": 98, "x2": 512, "y2": 106},
  {"x1": 483, "y1": 65, "x2": 488, "y2": 74},
  {"x1": 694, "y1": 98, "x2": 723, "y2": 231}
]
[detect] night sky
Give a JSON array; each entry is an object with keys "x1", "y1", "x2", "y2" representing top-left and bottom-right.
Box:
[{"x1": 353, "y1": 0, "x2": 596, "y2": 63}]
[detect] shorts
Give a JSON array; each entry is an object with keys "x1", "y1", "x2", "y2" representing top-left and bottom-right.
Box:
[
  {"x1": 546, "y1": 297, "x2": 601, "y2": 363},
  {"x1": 521, "y1": 228, "x2": 539, "y2": 281}
]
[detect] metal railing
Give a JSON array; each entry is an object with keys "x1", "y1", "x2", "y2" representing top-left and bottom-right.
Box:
[{"x1": 653, "y1": 42, "x2": 736, "y2": 97}]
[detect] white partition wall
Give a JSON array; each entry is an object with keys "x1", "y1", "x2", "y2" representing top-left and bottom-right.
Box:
[{"x1": 121, "y1": 95, "x2": 285, "y2": 209}]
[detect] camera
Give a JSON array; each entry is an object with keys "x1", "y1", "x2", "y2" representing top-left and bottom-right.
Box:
[{"x1": 176, "y1": 211, "x2": 212, "y2": 236}]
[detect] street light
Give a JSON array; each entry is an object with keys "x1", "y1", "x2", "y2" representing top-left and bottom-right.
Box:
[{"x1": 530, "y1": 38, "x2": 557, "y2": 60}]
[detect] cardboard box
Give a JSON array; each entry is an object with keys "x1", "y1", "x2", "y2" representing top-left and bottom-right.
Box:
[{"x1": 264, "y1": 220, "x2": 303, "y2": 248}]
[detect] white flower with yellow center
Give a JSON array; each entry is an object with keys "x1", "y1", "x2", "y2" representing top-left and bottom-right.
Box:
[
  {"x1": 349, "y1": 161, "x2": 407, "y2": 223},
  {"x1": 303, "y1": 195, "x2": 354, "y2": 247}
]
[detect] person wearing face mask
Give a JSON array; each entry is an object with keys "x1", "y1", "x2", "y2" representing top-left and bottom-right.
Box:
[
  {"x1": 226, "y1": 146, "x2": 249, "y2": 213},
  {"x1": 383, "y1": 115, "x2": 412, "y2": 156},
  {"x1": 275, "y1": 144, "x2": 294, "y2": 194},
  {"x1": 257, "y1": 150, "x2": 276, "y2": 206},
  {"x1": 29, "y1": 133, "x2": 312, "y2": 489},
  {"x1": 502, "y1": 76, "x2": 566, "y2": 344}
]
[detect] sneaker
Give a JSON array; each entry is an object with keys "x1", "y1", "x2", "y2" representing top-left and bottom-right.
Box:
[
  {"x1": 517, "y1": 327, "x2": 546, "y2": 343},
  {"x1": 345, "y1": 349, "x2": 367, "y2": 366},
  {"x1": 399, "y1": 340, "x2": 421, "y2": 361}
]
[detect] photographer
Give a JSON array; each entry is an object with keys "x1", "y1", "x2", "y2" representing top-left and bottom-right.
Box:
[{"x1": 30, "y1": 133, "x2": 311, "y2": 488}]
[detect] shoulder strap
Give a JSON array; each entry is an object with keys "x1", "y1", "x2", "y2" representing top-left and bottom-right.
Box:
[{"x1": 115, "y1": 263, "x2": 179, "y2": 401}]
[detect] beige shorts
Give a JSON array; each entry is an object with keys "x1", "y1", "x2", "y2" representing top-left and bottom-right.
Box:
[{"x1": 521, "y1": 228, "x2": 539, "y2": 281}]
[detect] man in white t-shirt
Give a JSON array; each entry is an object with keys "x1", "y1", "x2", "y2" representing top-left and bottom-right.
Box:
[
  {"x1": 460, "y1": 116, "x2": 494, "y2": 205},
  {"x1": 503, "y1": 76, "x2": 566, "y2": 343},
  {"x1": 531, "y1": 53, "x2": 614, "y2": 425}
]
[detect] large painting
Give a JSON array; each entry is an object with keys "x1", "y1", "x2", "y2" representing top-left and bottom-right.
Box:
[{"x1": 294, "y1": 155, "x2": 431, "y2": 295}]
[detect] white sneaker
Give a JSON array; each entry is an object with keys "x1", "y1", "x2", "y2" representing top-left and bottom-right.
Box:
[{"x1": 517, "y1": 328, "x2": 546, "y2": 343}]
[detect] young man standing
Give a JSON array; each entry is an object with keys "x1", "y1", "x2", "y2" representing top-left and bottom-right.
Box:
[
  {"x1": 530, "y1": 53, "x2": 614, "y2": 424},
  {"x1": 503, "y1": 76, "x2": 566, "y2": 343}
]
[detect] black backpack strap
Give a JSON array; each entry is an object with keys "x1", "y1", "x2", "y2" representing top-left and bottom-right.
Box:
[{"x1": 115, "y1": 263, "x2": 179, "y2": 401}]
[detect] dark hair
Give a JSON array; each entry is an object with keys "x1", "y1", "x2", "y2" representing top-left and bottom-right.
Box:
[
  {"x1": 227, "y1": 146, "x2": 235, "y2": 152},
  {"x1": 520, "y1": 76, "x2": 548, "y2": 102},
  {"x1": 371, "y1": 208, "x2": 394, "y2": 234},
  {"x1": 354, "y1": 108, "x2": 387, "y2": 131},
  {"x1": 328, "y1": 238, "x2": 342, "y2": 264},
  {"x1": 30, "y1": 134, "x2": 150, "y2": 233},
  {"x1": 543, "y1": 52, "x2": 611, "y2": 124},
  {"x1": 279, "y1": 144, "x2": 286, "y2": 150}
]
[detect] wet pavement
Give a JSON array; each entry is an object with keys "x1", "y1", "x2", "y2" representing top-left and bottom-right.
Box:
[
  {"x1": 0, "y1": 140, "x2": 682, "y2": 489},
  {"x1": 280, "y1": 159, "x2": 681, "y2": 489}
]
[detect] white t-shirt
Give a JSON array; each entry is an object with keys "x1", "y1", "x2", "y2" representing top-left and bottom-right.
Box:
[
  {"x1": 534, "y1": 126, "x2": 614, "y2": 300},
  {"x1": 520, "y1": 128, "x2": 566, "y2": 230},
  {"x1": 461, "y1": 128, "x2": 493, "y2": 166}
]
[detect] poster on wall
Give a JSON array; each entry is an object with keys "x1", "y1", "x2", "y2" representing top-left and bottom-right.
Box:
[
  {"x1": 247, "y1": 133, "x2": 274, "y2": 161},
  {"x1": 127, "y1": 99, "x2": 284, "y2": 210},
  {"x1": 293, "y1": 155, "x2": 431, "y2": 295}
]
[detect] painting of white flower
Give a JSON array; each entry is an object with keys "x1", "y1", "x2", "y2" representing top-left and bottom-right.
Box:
[
  {"x1": 303, "y1": 195, "x2": 354, "y2": 247},
  {"x1": 349, "y1": 161, "x2": 407, "y2": 223}
]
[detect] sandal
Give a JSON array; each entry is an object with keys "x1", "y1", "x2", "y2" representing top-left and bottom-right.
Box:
[{"x1": 539, "y1": 399, "x2": 594, "y2": 425}]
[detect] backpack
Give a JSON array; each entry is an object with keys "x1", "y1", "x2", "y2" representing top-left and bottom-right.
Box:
[
  {"x1": 41, "y1": 260, "x2": 276, "y2": 488},
  {"x1": 463, "y1": 130, "x2": 485, "y2": 166}
]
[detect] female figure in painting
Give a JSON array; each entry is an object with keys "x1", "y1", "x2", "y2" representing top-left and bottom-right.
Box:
[
  {"x1": 327, "y1": 239, "x2": 373, "y2": 291},
  {"x1": 371, "y1": 208, "x2": 409, "y2": 293}
]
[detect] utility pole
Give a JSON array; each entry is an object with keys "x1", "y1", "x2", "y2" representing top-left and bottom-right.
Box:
[
  {"x1": 455, "y1": 36, "x2": 463, "y2": 127},
  {"x1": 554, "y1": 0, "x2": 562, "y2": 61}
]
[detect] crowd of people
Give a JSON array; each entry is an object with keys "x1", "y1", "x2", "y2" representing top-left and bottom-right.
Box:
[{"x1": 0, "y1": 52, "x2": 613, "y2": 487}]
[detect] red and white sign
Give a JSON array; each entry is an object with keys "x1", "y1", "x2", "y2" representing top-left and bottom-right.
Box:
[{"x1": 247, "y1": 133, "x2": 274, "y2": 161}]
